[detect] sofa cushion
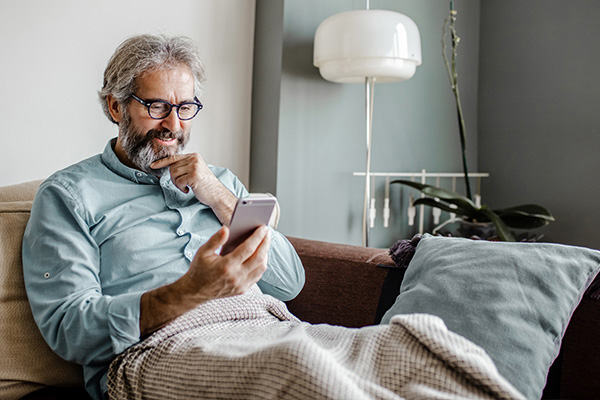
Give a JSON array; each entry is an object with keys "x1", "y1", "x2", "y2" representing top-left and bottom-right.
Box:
[
  {"x1": 0, "y1": 200, "x2": 84, "y2": 400},
  {"x1": 381, "y1": 234, "x2": 600, "y2": 400}
]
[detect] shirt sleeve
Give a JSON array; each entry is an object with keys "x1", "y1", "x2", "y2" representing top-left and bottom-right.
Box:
[
  {"x1": 211, "y1": 167, "x2": 306, "y2": 301},
  {"x1": 22, "y1": 179, "x2": 142, "y2": 365},
  {"x1": 258, "y1": 229, "x2": 305, "y2": 301}
]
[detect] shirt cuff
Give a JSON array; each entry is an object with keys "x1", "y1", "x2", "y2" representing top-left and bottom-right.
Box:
[{"x1": 108, "y1": 292, "x2": 143, "y2": 355}]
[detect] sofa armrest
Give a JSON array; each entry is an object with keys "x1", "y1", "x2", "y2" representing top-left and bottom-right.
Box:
[
  {"x1": 557, "y1": 295, "x2": 600, "y2": 398},
  {"x1": 285, "y1": 236, "x2": 402, "y2": 328},
  {"x1": 0, "y1": 180, "x2": 43, "y2": 202}
]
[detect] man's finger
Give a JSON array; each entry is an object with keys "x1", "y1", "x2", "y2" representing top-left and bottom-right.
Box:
[
  {"x1": 172, "y1": 172, "x2": 193, "y2": 194},
  {"x1": 150, "y1": 154, "x2": 185, "y2": 169},
  {"x1": 197, "y1": 226, "x2": 229, "y2": 256},
  {"x1": 244, "y1": 229, "x2": 271, "y2": 266},
  {"x1": 227, "y1": 225, "x2": 269, "y2": 261},
  {"x1": 240, "y1": 231, "x2": 271, "y2": 284}
]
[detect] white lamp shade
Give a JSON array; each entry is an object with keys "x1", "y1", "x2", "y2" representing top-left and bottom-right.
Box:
[{"x1": 313, "y1": 10, "x2": 422, "y2": 83}]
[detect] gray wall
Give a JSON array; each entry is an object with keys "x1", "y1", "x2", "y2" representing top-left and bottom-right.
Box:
[
  {"x1": 253, "y1": 0, "x2": 481, "y2": 248},
  {"x1": 252, "y1": 0, "x2": 599, "y2": 249},
  {"x1": 478, "y1": 1, "x2": 600, "y2": 249},
  {"x1": 250, "y1": 0, "x2": 284, "y2": 195}
]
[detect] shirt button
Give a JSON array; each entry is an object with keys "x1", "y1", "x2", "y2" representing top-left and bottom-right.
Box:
[
  {"x1": 185, "y1": 251, "x2": 193, "y2": 258},
  {"x1": 44, "y1": 272, "x2": 51, "y2": 279},
  {"x1": 136, "y1": 172, "x2": 143, "y2": 177},
  {"x1": 177, "y1": 229, "x2": 184, "y2": 236}
]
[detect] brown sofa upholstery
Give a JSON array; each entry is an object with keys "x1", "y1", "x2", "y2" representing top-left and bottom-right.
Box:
[{"x1": 1, "y1": 180, "x2": 598, "y2": 399}]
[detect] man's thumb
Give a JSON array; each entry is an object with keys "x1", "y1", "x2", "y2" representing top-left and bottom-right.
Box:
[
  {"x1": 209, "y1": 226, "x2": 229, "y2": 251},
  {"x1": 204, "y1": 226, "x2": 229, "y2": 253},
  {"x1": 188, "y1": 227, "x2": 229, "y2": 263}
]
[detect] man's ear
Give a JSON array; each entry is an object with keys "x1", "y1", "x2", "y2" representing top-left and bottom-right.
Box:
[{"x1": 107, "y1": 95, "x2": 123, "y2": 123}]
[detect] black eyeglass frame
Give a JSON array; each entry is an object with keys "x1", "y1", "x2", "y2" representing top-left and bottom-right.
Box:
[{"x1": 130, "y1": 94, "x2": 203, "y2": 121}]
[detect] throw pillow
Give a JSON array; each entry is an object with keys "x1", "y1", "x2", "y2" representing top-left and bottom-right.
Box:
[{"x1": 381, "y1": 234, "x2": 600, "y2": 400}]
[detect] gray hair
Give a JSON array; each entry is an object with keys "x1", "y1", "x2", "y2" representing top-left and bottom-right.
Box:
[{"x1": 99, "y1": 34, "x2": 206, "y2": 124}]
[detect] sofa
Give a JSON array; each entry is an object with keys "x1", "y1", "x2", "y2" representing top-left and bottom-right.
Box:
[{"x1": 1, "y1": 179, "x2": 599, "y2": 400}]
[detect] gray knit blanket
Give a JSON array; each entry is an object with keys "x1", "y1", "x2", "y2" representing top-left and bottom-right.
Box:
[{"x1": 107, "y1": 286, "x2": 524, "y2": 400}]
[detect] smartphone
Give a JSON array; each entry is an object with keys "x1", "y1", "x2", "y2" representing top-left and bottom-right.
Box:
[{"x1": 220, "y1": 194, "x2": 277, "y2": 255}]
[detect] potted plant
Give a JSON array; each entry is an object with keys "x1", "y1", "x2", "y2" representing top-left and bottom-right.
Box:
[
  {"x1": 391, "y1": 2, "x2": 554, "y2": 241},
  {"x1": 390, "y1": 179, "x2": 554, "y2": 241}
]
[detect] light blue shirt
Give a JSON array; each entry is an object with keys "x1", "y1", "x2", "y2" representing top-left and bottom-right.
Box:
[{"x1": 22, "y1": 139, "x2": 305, "y2": 400}]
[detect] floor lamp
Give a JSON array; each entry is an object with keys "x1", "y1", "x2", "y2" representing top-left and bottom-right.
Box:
[{"x1": 313, "y1": 6, "x2": 422, "y2": 247}]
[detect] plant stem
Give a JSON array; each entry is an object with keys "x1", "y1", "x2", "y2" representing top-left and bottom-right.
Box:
[
  {"x1": 444, "y1": 2, "x2": 473, "y2": 201},
  {"x1": 453, "y1": 80, "x2": 473, "y2": 201}
]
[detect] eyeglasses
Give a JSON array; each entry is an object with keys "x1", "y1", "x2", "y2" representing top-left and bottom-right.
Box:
[{"x1": 130, "y1": 94, "x2": 203, "y2": 121}]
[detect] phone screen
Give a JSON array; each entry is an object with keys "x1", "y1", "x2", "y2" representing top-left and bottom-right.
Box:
[{"x1": 221, "y1": 195, "x2": 276, "y2": 255}]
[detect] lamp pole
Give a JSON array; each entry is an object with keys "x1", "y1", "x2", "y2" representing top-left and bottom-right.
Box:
[
  {"x1": 362, "y1": 0, "x2": 372, "y2": 247},
  {"x1": 363, "y1": 77, "x2": 374, "y2": 247}
]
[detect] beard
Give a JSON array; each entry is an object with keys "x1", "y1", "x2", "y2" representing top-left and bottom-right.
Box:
[{"x1": 119, "y1": 109, "x2": 190, "y2": 176}]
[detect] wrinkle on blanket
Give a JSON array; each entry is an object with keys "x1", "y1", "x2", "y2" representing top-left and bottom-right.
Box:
[
  {"x1": 108, "y1": 288, "x2": 525, "y2": 400},
  {"x1": 141, "y1": 285, "x2": 299, "y2": 348},
  {"x1": 388, "y1": 314, "x2": 521, "y2": 399}
]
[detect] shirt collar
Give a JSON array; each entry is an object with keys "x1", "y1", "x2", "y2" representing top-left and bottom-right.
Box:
[{"x1": 101, "y1": 138, "x2": 161, "y2": 185}]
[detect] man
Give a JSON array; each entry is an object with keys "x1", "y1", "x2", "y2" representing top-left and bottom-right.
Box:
[
  {"x1": 22, "y1": 34, "x2": 305, "y2": 400},
  {"x1": 24, "y1": 34, "x2": 522, "y2": 400}
]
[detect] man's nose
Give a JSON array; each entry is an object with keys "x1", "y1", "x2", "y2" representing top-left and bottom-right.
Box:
[{"x1": 161, "y1": 109, "x2": 182, "y2": 132}]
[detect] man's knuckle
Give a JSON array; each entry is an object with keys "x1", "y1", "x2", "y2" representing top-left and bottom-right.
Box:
[
  {"x1": 227, "y1": 275, "x2": 241, "y2": 289},
  {"x1": 255, "y1": 252, "x2": 267, "y2": 265}
]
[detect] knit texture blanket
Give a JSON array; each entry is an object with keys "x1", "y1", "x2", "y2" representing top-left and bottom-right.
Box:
[{"x1": 107, "y1": 286, "x2": 524, "y2": 400}]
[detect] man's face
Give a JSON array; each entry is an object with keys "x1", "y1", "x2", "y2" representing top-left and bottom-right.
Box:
[{"x1": 113, "y1": 65, "x2": 196, "y2": 175}]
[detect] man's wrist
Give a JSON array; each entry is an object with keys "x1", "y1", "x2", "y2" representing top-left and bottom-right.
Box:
[
  {"x1": 139, "y1": 279, "x2": 198, "y2": 338},
  {"x1": 211, "y1": 189, "x2": 237, "y2": 225}
]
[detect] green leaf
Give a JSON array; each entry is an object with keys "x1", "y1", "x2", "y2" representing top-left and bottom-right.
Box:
[
  {"x1": 494, "y1": 204, "x2": 555, "y2": 229},
  {"x1": 412, "y1": 197, "x2": 474, "y2": 217},
  {"x1": 494, "y1": 204, "x2": 555, "y2": 219},
  {"x1": 478, "y1": 206, "x2": 516, "y2": 241},
  {"x1": 390, "y1": 180, "x2": 478, "y2": 212}
]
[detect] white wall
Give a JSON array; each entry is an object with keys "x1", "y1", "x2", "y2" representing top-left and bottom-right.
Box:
[{"x1": 0, "y1": 0, "x2": 255, "y2": 187}]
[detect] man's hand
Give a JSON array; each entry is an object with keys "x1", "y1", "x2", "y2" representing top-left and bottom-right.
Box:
[
  {"x1": 151, "y1": 154, "x2": 237, "y2": 224},
  {"x1": 181, "y1": 225, "x2": 270, "y2": 302},
  {"x1": 139, "y1": 225, "x2": 270, "y2": 337}
]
